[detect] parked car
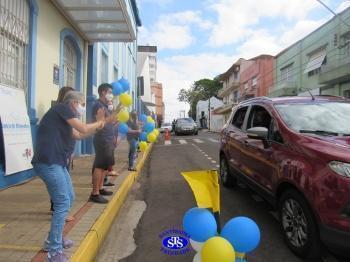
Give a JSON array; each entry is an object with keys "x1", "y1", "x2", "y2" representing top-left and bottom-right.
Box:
[
  {"x1": 174, "y1": 118, "x2": 198, "y2": 135},
  {"x1": 220, "y1": 96, "x2": 350, "y2": 259},
  {"x1": 160, "y1": 122, "x2": 172, "y2": 133}
]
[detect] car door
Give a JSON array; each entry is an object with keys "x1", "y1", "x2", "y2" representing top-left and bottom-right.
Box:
[
  {"x1": 239, "y1": 105, "x2": 278, "y2": 192},
  {"x1": 224, "y1": 106, "x2": 249, "y2": 172}
]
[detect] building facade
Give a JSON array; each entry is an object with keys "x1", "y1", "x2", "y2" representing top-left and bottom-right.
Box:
[
  {"x1": 151, "y1": 82, "x2": 164, "y2": 126},
  {"x1": 137, "y1": 45, "x2": 158, "y2": 115},
  {"x1": 0, "y1": 0, "x2": 141, "y2": 189},
  {"x1": 269, "y1": 7, "x2": 350, "y2": 98},
  {"x1": 214, "y1": 58, "x2": 253, "y2": 122},
  {"x1": 196, "y1": 97, "x2": 224, "y2": 131},
  {"x1": 240, "y1": 55, "x2": 274, "y2": 101}
]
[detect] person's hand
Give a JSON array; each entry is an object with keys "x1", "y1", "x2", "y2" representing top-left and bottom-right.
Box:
[
  {"x1": 96, "y1": 108, "x2": 105, "y2": 122},
  {"x1": 115, "y1": 103, "x2": 124, "y2": 113}
]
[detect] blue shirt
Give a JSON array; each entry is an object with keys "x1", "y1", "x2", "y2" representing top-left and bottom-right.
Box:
[
  {"x1": 92, "y1": 100, "x2": 115, "y2": 143},
  {"x1": 32, "y1": 103, "x2": 76, "y2": 166}
]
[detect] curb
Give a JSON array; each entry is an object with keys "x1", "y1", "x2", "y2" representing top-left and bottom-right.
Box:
[{"x1": 70, "y1": 143, "x2": 153, "y2": 262}]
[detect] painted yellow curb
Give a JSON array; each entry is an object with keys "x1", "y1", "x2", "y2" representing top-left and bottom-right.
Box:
[{"x1": 71, "y1": 143, "x2": 154, "y2": 262}]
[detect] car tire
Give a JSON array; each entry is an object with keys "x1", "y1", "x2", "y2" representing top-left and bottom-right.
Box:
[
  {"x1": 278, "y1": 190, "x2": 321, "y2": 259},
  {"x1": 195, "y1": 131, "x2": 198, "y2": 135},
  {"x1": 219, "y1": 156, "x2": 237, "y2": 188}
]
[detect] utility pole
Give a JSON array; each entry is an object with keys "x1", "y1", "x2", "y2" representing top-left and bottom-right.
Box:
[{"x1": 208, "y1": 97, "x2": 211, "y2": 131}]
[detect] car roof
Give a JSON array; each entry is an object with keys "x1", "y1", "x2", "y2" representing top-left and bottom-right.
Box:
[{"x1": 238, "y1": 95, "x2": 349, "y2": 106}]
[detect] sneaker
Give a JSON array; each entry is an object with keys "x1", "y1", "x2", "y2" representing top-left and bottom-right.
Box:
[
  {"x1": 43, "y1": 239, "x2": 74, "y2": 252},
  {"x1": 99, "y1": 188, "x2": 113, "y2": 196},
  {"x1": 89, "y1": 194, "x2": 109, "y2": 204},
  {"x1": 103, "y1": 181, "x2": 115, "y2": 187},
  {"x1": 47, "y1": 251, "x2": 69, "y2": 262},
  {"x1": 128, "y1": 168, "x2": 137, "y2": 171}
]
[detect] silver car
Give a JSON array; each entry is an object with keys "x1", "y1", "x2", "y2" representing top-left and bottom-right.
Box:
[{"x1": 174, "y1": 118, "x2": 198, "y2": 135}]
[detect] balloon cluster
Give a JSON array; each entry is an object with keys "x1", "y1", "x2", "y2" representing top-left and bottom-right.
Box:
[
  {"x1": 138, "y1": 113, "x2": 159, "y2": 152},
  {"x1": 110, "y1": 77, "x2": 132, "y2": 136},
  {"x1": 183, "y1": 207, "x2": 260, "y2": 262}
]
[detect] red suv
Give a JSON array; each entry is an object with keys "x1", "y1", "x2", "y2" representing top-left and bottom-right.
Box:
[{"x1": 220, "y1": 96, "x2": 350, "y2": 259}]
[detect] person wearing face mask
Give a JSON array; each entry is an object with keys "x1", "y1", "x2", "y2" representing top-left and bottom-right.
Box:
[
  {"x1": 91, "y1": 83, "x2": 122, "y2": 204},
  {"x1": 32, "y1": 91, "x2": 105, "y2": 262},
  {"x1": 49, "y1": 86, "x2": 75, "y2": 221}
]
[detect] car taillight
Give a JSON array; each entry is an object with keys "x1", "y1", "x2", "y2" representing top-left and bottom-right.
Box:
[{"x1": 329, "y1": 161, "x2": 350, "y2": 178}]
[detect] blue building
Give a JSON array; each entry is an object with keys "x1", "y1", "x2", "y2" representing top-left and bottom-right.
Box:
[{"x1": 0, "y1": 0, "x2": 141, "y2": 189}]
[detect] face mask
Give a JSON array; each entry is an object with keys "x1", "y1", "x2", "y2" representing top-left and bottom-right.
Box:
[
  {"x1": 108, "y1": 104, "x2": 114, "y2": 111},
  {"x1": 106, "y1": 93, "x2": 113, "y2": 101},
  {"x1": 76, "y1": 104, "x2": 86, "y2": 117}
]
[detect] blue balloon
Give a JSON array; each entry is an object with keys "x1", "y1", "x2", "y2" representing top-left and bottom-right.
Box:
[
  {"x1": 112, "y1": 81, "x2": 123, "y2": 96},
  {"x1": 143, "y1": 122, "x2": 155, "y2": 133},
  {"x1": 140, "y1": 114, "x2": 148, "y2": 123},
  {"x1": 140, "y1": 132, "x2": 147, "y2": 141},
  {"x1": 221, "y1": 216, "x2": 260, "y2": 253},
  {"x1": 118, "y1": 77, "x2": 130, "y2": 92},
  {"x1": 118, "y1": 123, "x2": 129, "y2": 135},
  {"x1": 183, "y1": 208, "x2": 217, "y2": 242}
]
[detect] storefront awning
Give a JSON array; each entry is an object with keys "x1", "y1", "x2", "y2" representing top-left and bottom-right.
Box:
[
  {"x1": 304, "y1": 49, "x2": 326, "y2": 73},
  {"x1": 51, "y1": 0, "x2": 141, "y2": 42}
]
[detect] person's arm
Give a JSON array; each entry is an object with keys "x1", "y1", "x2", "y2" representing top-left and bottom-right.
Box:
[{"x1": 68, "y1": 108, "x2": 105, "y2": 135}]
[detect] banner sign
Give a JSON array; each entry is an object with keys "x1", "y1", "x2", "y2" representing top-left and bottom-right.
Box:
[{"x1": 0, "y1": 85, "x2": 33, "y2": 175}]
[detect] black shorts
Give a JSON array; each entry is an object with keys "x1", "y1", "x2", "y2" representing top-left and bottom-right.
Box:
[{"x1": 93, "y1": 138, "x2": 115, "y2": 170}]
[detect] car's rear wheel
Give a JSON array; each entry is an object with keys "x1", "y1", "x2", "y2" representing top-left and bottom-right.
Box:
[
  {"x1": 278, "y1": 190, "x2": 321, "y2": 259},
  {"x1": 219, "y1": 156, "x2": 236, "y2": 188}
]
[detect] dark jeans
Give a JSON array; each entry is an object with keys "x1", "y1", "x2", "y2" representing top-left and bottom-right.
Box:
[{"x1": 128, "y1": 139, "x2": 137, "y2": 168}]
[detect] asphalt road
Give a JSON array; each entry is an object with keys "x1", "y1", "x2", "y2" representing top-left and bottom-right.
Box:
[{"x1": 98, "y1": 131, "x2": 342, "y2": 262}]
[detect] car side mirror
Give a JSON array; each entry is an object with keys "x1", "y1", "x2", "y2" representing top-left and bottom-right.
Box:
[{"x1": 247, "y1": 127, "x2": 270, "y2": 148}]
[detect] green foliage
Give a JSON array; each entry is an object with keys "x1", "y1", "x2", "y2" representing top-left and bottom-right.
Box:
[{"x1": 178, "y1": 77, "x2": 222, "y2": 120}]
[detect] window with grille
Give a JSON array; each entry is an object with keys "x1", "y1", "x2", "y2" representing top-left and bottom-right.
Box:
[
  {"x1": 281, "y1": 63, "x2": 294, "y2": 83},
  {"x1": 63, "y1": 38, "x2": 77, "y2": 88},
  {"x1": 0, "y1": 0, "x2": 29, "y2": 96}
]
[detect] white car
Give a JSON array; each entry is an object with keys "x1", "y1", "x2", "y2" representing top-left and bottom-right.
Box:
[{"x1": 160, "y1": 122, "x2": 172, "y2": 133}]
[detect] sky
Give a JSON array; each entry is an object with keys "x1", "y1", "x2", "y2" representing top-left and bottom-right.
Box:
[{"x1": 136, "y1": 0, "x2": 350, "y2": 122}]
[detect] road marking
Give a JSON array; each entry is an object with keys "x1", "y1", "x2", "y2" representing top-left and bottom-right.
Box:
[
  {"x1": 208, "y1": 138, "x2": 219, "y2": 143},
  {"x1": 211, "y1": 160, "x2": 216, "y2": 164},
  {"x1": 164, "y1": 140, "x2": 171, "y2": 145},
  {"x1": 251, "y1": 194, "x2": 263, "y2": 202},
  {"x1": 216, "y1": 165, "x2": 220, "y2": 168},
  {"x1": 179, "y1": 139, "x2": 187, "y2": 144},
  {"x1": 0, "y1": 224, "x2": 5, "y2": 230},
  {"x1": 193, "y1": 139, "x2": 203, "y2": 143},
  {"x1": 207, "y1": 157, "x2": 212, "y2": 160}
]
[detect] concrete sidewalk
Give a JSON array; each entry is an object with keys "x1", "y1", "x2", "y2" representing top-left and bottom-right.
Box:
[{"x1": 0, "y1": 140, "x2": 148, "y2": 262}]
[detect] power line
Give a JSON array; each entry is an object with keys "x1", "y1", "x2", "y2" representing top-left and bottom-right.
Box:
[{"x1": 315, "y1": 0, "x2": 350, "y2": 27}]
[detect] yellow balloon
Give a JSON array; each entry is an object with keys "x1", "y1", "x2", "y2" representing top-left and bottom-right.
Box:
[
  {"x1": 154, "y1": 129, "x2": 159, "y2": 136},
  {"x1": 119, "y1": 93, "x2": 132, "y2": 107},
  {"x1": 147, "y1": 132, "x2": 157, "y2": 143},
  {"x1": 139, "y1": 141, "x2": 148, "y2": 152},
  {"x1": 147, "y1": 116, "x2": 155, "y2": 123},
  {"x1": 201, "y1": 237, "x2": 235, "y2": 262},
  {"x1": 117, "y1": 110, "x2": 129, "y2": 122}
]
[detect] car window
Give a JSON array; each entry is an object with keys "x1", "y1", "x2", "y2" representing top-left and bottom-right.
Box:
[
  {"x1": 247, "y1": 105, "x2": 272, "y2": 130},
  {"x1": 178, "y1": 118, "x2": 194, "y2": 124},
  {"x1": 231, "y1": 107, "x2": 248, "y2": 129},
  {"x1": 269, "y1": 119, "x2": 284, "y2": 144}
]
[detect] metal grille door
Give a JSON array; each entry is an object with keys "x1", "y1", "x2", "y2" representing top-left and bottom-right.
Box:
[
  {"x1": 0, "y1": 0, "x2": 29, "y2": 95},
  {"x1": 63, "y1": 38, "x2": 77, "y2": 88}
]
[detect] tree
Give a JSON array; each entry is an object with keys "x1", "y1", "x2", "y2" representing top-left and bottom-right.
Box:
[{"x1": 178, "y1": 77, "x2": 222, "y2": 120}]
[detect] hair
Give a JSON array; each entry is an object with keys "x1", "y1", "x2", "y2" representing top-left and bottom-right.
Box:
[
  {"x1": 57, "y1": 86, "x2": 74, "y2": 103},
  {"x1": 62, "y1": 91, "x2": 85, "y2": 104},
  {"x1": 98, "y1": 83, "x2": 112, "y2": 96}
]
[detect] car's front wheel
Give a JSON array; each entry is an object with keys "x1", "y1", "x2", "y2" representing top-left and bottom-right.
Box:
[
  {"x1": 219, "y1": 156, "x2": 236, "y2": 188},
  {"x1": 278, "y1": 190, "x2": 321, "y2": 259}
]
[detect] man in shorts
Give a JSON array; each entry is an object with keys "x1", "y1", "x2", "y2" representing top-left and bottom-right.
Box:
[{"x1": 90, "y1": 83, "x2": 119, "y2": 203}]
